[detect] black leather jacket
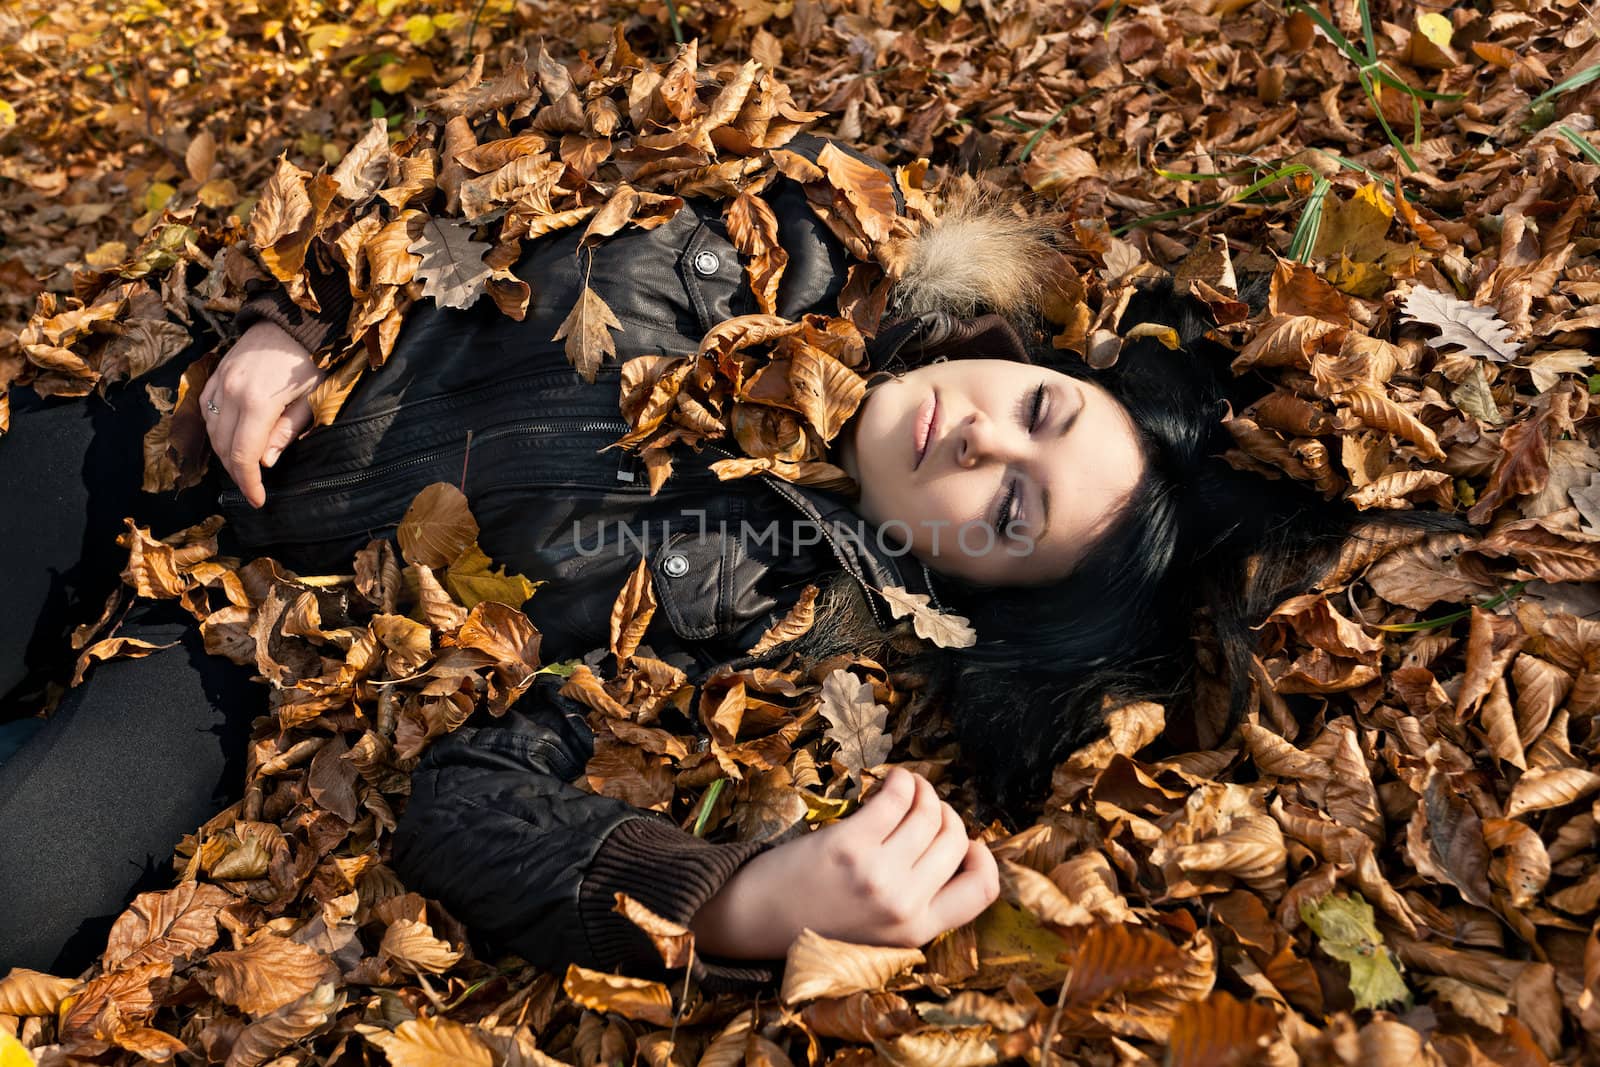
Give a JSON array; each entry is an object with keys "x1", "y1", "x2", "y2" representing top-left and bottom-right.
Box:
[{"x1": 227, "y1": 134, "x2": 941, "y2": 988}]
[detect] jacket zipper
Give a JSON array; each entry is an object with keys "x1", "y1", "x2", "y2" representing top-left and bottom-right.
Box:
[
  {"x1": 698, "y1": 439, "x2": 891, "y2": 630},
  {"x1": 225, "y1": 417, "x2": 630, "y2": 503}
]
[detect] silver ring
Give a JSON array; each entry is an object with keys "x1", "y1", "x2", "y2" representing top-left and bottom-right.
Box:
[{"x1": 206, "y1": 400, "x2": 221, "y2": 415}]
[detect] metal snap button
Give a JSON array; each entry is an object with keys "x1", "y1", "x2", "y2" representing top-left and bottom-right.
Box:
[
  {"x1": 692, "y1": 250, "x2": 721, "y2": 276},
  {"x1": 662, "y1": 552, "x2": 690, "y2": 578}
]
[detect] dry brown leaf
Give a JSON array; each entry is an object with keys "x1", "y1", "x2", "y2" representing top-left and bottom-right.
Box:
[
  {"x1": 781, "y1": 929, "x2": 925, "y2": 1003},
  {"x1": 562, "y1": 964, "x2": 676, "y2": 1025},
  {"x1": 361, "y1": 1015, "x2": 495, "y2": 1067},
  {"x1": 397, "y1": 482, "x2": 479, "y2": 568},
  {"x1": 379, "y1": 919, "x2": 464, "y2": 975},
  {"x1": 0, "y1": 968, "x2": 74, "y2": 1017},
  {"x1": 208, "y1": 935, "x2": 329, "y2": 1016},
  {"x1": 553, "y1": 284, "x2": 622, "y2": 383},
  {"x1": 819, "y1": 668, "x2": 892, "y2": 782}
]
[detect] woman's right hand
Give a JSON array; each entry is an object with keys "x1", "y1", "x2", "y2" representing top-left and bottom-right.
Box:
[
  {"x1": 688, "y1": 767, "x2": 1000, "y2": 959},
  {"x1": 201, "y1": 320, "x2": 326, "y2": 508}
]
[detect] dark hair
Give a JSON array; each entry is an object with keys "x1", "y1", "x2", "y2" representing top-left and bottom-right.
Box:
[{"x1": 863, "y1": 277, "x2": 1465, "y2": 820}]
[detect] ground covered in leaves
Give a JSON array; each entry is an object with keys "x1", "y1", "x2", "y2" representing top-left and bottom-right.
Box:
[{"x1": 6, "y1": 0, "x2": 1600, "y2": 1064}]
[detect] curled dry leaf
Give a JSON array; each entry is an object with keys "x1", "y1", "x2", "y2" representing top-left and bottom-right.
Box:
[
  {"x1": 0, "y1": 968, "x2": 74, "y2": 1017},
  {"x1": 360, "y1": 1015, "x2": 495, "y2": 1067},
  {"x1": 782, "y1": 929, "x2": 926, "y2": 1004},
  {"x1": 613, "y1": 893, "x2": 695, "y2": 969},
  {"x1": 562, "y1": 964, "x2": 677, "y2": 1026},
  {"x1": 379, "y1": 919, "x2": 464, "y2": 975}
]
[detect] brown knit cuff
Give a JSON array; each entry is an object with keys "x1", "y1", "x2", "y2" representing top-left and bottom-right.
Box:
[
  {"x1": 235, "y1": 256, "x2": 354, "y2": 355},
  {"x1": 578, "y1": 816, "x2": 782, "y2": 993}
]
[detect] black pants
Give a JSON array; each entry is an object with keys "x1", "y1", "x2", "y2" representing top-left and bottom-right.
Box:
[{"x1": 0, "y1": 360, "x2": 260, "y2": 974}]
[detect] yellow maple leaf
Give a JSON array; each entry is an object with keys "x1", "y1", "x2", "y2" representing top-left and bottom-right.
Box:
[{"x1": 445, "y1": 542, "x2": 543, "y2": 608}]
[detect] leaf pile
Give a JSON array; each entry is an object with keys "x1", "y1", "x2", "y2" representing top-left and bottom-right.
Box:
[{"x1": 9, "y1": 0, "x2": 1600, "y2": 1064}]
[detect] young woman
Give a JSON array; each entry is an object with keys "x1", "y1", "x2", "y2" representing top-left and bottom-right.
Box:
[{"x1": 0, "y1": 133, "x2": 1391, "y2": 983}]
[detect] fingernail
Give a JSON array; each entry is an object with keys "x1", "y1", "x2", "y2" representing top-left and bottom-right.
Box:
[{"x1": 263, "y1": 448, "x2": 280, "y2": 467}]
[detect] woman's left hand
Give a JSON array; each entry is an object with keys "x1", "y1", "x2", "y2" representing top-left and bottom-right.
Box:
[{"x1": 201, "y1": 320, "x2": 326, "y2": 508}]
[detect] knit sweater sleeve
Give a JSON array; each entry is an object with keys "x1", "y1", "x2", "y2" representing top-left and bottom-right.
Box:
[
  {"x1": 234, "y1": 253, "x2": 355, "y2": 356},
  {"x1": 391, "y1": 682, "x2": 785, "y2": 992}
]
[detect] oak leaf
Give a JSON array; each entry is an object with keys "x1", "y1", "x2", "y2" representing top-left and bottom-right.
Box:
[
  {"x1": 1400, "y1": 284, "x2": 1522, "y2": 361},
  {"x1": 407, "y1": 216, "x2": 493, "y2": 310},
  {"x1": 819, "y1": 668, "x2": 892, "y2": 782},
  {"x1": 878, "y1": 585, "x2": 977, "y2": 648}
]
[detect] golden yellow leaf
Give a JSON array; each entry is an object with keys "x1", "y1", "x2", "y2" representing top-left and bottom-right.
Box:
[
  {"x1": 563, "y1": 964, "x2": 676, "y2": 1025},
  {"x1": 362, "y1": 1015, "x2": 494, "y2": 1067},
  {"x1": 0, "y1": 968, "x2": 73, "y2": 1017},
  {"x1": 380, "y1": 919, "x2": 464, "y2": 975},
  {"x1": 444, "y1": 542, "x2": 542, "y2": 608},
  {"x1": 0, "y1": 1031, "x2": 31, "y2": 1067}
]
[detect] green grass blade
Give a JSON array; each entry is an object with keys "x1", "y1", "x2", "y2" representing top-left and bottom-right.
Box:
[
  {"x1": 1358, "y1": 0, "x2": 1376, "y2": 66},
  {"x1": 1292, "y1": 3, "x2": 1371, "y2": 67},
  {"x1": 1362, "y1": 70, "x2": 1419, "y2": 172},
  {"x1": 1154, "y1": 166, "x2": 1262, "y2": 181},
  {"x1": 1560, "y1": 125, "x2": 1600, "y2": 164},
  {"x1": 1372, "y1": 581, "x2": 1530, "y2": 633},
  {"x1": 1531, "y1": 62, "x2": 1600, "y2": 110},
  {"x1": 1019, "y1": 104, "x2": 1070, "y2": 163},
  {"x1": 1289, "y1": 175, "x2": 1330, "y2": 262},
  {"x1": 1310, "y1": 149, "x2": 1397, "y2": 195},
  {"x1": 692, "y1": 778, "x2": 728, "y2": 837}
]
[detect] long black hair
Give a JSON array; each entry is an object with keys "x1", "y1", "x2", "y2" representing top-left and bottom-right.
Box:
[{"x1": 857, "y1": 276, "x2": 1465, "y2": 818}]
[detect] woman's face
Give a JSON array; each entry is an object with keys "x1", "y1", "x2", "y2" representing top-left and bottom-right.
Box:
[{"x1": 835, "y1": 358, "x2": 1146, "y2": 586}]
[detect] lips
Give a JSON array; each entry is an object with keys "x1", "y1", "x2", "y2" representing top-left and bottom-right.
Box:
[{"x1": 912, "y1": 390, "x2": 938, "y2": 470}]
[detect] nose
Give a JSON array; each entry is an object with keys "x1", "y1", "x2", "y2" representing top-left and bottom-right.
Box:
[{"x1": 955, "y1": 413, "x2": 1024, "y2": 469}]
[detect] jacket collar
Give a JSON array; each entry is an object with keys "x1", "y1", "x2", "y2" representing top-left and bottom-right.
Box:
[{"x1": 752, "y1": 473, "x2": 944, "y2": 631}]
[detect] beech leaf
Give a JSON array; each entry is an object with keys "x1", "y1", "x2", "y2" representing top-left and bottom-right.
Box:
[{"x1": 781, "y1": 929, "x2": 925, "y2": 1003}]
